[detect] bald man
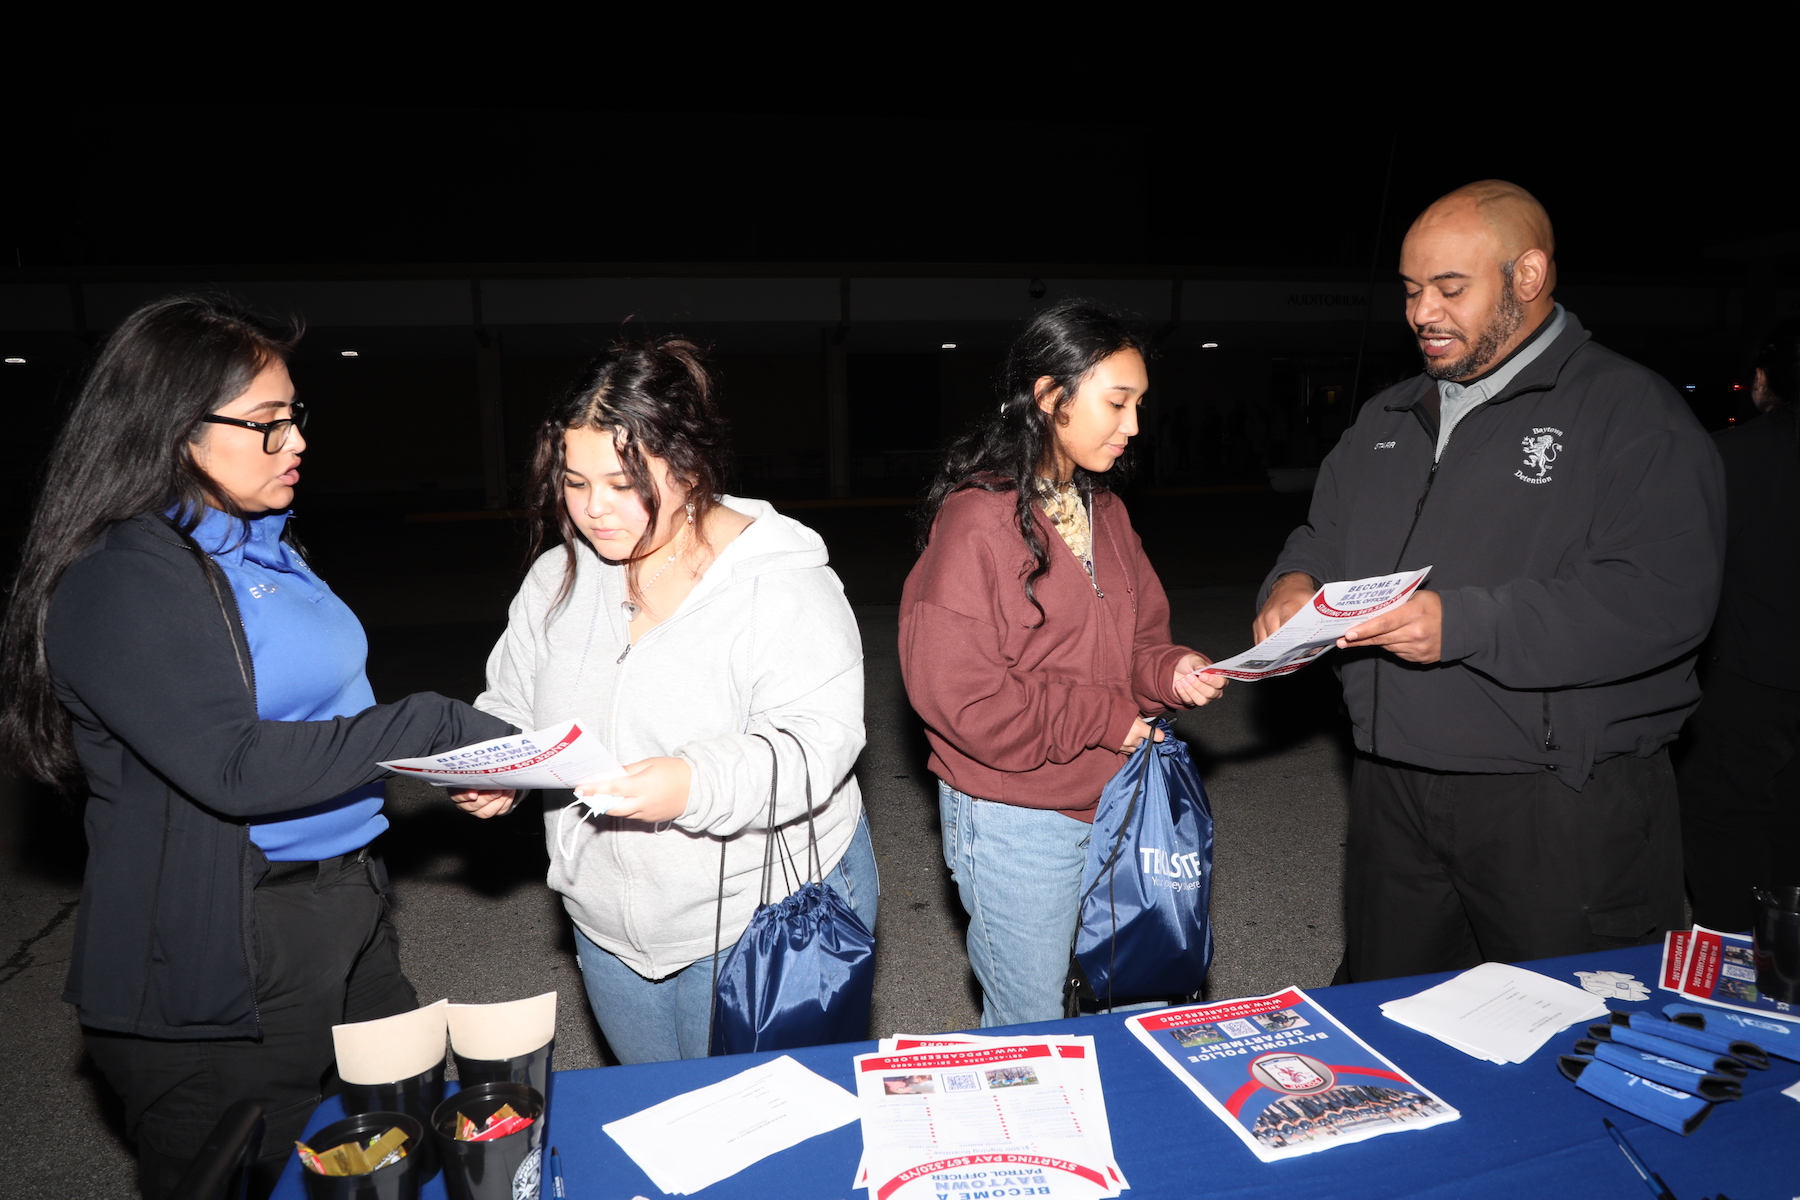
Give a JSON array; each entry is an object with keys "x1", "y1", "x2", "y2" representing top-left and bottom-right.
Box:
[{"x1": 1255, "y1": 181, "x2": 1725, "y2": 981}]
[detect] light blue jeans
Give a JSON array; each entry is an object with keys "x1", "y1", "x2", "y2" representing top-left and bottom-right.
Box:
[
  {"x1": 939, "y1": 782, "x2": 1092, "y2": 1027},
  {"x1": 573, "y1": 813, "x2": 879, "y2": 1064}
]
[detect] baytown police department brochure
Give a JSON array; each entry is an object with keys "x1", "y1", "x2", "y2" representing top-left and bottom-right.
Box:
[{"x1": 1126, "y1": 988, "x2": 1459, "y2": 1163}]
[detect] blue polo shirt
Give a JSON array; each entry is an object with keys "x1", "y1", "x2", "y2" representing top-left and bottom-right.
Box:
[{"x1": 187, "y1": 505, "x2": 387, "y2": 861}]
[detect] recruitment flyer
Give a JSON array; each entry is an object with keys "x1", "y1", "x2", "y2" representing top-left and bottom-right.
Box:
[
  {"x1": 1125, "y1": 988, "x2": 1459, "y2": 1163},
  {"x1": 852, "y1": 1040, "x2": 1123, "y2": 1200},
  {"x1": 1674, "y1": 925, "x2": 1800, "y2": 1023},
  {"x1": 1202, "y1": 568, "x2": 1431, "y2": 681},
  {"x1": 378, "y1": 717, "x2": 625, "y2": 791},
  {"x1": 855, "y1": 1035, "x2": 1126, "y2": 1195}
]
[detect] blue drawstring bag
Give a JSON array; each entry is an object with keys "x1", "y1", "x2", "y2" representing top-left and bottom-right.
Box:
[
  {"x1": 1069, "y1": 717, "x2": 1215, "y2": 1011},
  {"x1": 709, "y1": 730, "x2": 875, "y2": 1056}
]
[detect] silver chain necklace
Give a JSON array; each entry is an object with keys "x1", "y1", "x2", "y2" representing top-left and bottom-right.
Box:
[{"x1": 621, "y1": 508, "x2": 694, "y2": 622}]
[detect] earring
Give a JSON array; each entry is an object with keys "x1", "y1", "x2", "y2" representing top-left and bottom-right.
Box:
[{"x1": 685, "y1": 501, "x2": 696, "y2": 525}]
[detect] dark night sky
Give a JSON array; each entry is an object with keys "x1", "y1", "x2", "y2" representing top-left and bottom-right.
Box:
[{"x1": 7, "y1": 106, "x2": 1792, "y2": 275}]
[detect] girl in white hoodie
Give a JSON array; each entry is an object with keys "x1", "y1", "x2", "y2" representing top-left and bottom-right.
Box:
[{"x1": 454, "y1": 338, "x2": 876, "y2": 1063}]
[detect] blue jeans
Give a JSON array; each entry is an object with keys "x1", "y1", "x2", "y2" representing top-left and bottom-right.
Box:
[
  {"x1": 939, "y1": 782, "x2": 1092, "y2": 1027},
  {"x1": 574, "y1": 813, "x2": 879, "y2": 1064}
]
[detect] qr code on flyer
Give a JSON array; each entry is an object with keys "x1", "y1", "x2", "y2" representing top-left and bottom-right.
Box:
[{"x1": 942, "y1": 1072, "x2": 981, "y2": 1093}]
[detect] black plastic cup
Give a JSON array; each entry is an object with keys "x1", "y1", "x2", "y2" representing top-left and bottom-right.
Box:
[
  {"x1": 1752, "y1": 885, "x2": 1800, "y2": 1004},
  {"x1": 299, "y1": 1111, "x2": 423, "y2": 1200},
  {"x1": 431, "y1": 1082, "x2": 544, "y2": 1200},
  {"x1": 452, "y1": 1038, "x2": 553, "y2": 1126},
  {"x1": 340, "y1": 1063, "x2": 446, "y2": 1182}
]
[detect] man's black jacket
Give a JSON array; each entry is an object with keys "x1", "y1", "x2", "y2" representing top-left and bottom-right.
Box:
[
  {"x1": 1708, "y1": 403, "x2": 1800, "y2": 690},
  {"x1": 46, "y1": 512, "x2": 513, "y2": 1039},
  {"x1": 1261, "y1": 312, "x2": 1725, "y2": 786}
]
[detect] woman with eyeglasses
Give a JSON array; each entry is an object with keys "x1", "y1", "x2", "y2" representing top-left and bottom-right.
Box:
[{"x1": 0, "y1": 295, "x2": 514, "y2": 1200}]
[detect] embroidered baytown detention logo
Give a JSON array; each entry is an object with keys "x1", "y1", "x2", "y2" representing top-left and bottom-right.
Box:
[{"x1": 1516, "y1": 428, "x2": 1563, "y2": 485}]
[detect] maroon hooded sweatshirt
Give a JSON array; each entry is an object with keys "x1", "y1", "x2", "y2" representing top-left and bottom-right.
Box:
[{"x1": 899, "y1": 486, "x2": 1196, "y2": 822}]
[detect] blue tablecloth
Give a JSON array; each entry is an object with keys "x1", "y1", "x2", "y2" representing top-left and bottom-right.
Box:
[{"x1": 276, "y1": 944, "x2": 1800, "y2": 1199}]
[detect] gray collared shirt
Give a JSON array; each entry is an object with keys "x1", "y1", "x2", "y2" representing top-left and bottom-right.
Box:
[{"x1": 1435, "y1": 303, "x2": 1568, "y2": 460}]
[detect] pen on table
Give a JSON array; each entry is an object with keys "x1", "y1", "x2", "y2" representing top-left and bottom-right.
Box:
[
  {"x1": 1604, "y1": 1119, "x2": 1678, "y2": 1200},
  {"x1": 550, "y1": 1145, "x2": 566, "y2": 1200}
]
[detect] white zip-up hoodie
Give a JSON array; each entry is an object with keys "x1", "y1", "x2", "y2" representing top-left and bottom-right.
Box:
[{"x1": 474, "y1": 497, "x2": 865, "y2": 979}]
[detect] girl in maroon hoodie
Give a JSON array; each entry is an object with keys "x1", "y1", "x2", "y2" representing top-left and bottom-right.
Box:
[{"x1": 900, "y1": 300, "x2": 1228, "y2": 1025}]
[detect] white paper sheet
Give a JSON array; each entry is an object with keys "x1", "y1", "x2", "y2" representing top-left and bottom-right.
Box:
[
  {"x1": 602, "y1": 1055, "x2": 860, "y2": 1196},
  {"x1": 446, "y1": 992, "x2": 557, "y2": 1062},
  {"x1": 1202, "y1": 568, "x2": 1432, "y2": 681},
  {"x1": 332, "y1": 1000, "x2": 448, "y2": 1086},
  {"x1": 379, "y1": 719, "x2": 626, "y2": 791},
  {"x1": 1379, "y1": 961, "x2": 1610, "y2": 1065}
]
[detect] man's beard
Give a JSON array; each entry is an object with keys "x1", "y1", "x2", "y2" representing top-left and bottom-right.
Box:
[{"x1": 1421, "y1": 275, "x2": 1526, "y2": 381}]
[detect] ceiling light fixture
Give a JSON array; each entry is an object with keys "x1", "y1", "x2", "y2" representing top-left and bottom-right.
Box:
[
  {"x1": 941, "y1": 342, "x2": 957, "y2": 350},
  {"x1": 4, "y1": 357, "x2": 24, "y2": 364},
  {"x1": 1201, "y1": 342, "x2": 1220, "y2": 349},
  {"x1": 341, "y1": 350, "x2": 360, "y2": 357}
]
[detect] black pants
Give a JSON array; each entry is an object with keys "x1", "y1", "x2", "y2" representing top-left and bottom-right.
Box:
[
  {"x1": 1339, "y1": 750, "x2": 1685, "y2": 982},
  {"x1": 84, "y1": 850, "x2": 417, "y2": 1200},
  {"x1": 1676, "y1": 666, "x2": 1800, "y2": 932}
]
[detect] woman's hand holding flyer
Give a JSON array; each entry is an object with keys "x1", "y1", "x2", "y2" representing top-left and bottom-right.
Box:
[{"x1": 574, "y1": 757, "x2": 692, "y2": 823}]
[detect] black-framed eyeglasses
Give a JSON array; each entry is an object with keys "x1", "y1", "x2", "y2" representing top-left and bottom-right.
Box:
[{"x1": 202, "y1": 402, "x2": 308, "y2": 453}]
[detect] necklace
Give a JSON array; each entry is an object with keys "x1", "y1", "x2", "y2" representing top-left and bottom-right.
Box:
[
  {"x1": 1035, "y1": 477, "x2": 1102, "y2": 596},
  {"x1": 621, "y1": 520, "x2": 691, "y2": 623}
]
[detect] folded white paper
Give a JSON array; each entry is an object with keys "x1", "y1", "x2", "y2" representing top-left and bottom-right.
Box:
[
  {"x1": 447, "y1": 992, "x2": 556, "y2": 1061},
  {"x1": 1380, "y1": 961, "x2": 1610, "y2": 1065},
  {"x1": 603, "y1": 1055, "x2": 859, "y2": 1195},
  {"x1": 333, "y1": 999, "x2": 448, "y2": 1086}
]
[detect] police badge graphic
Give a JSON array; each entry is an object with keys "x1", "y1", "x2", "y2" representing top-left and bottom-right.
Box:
[
  {"x1": 1515, "y1": 427, "x2": 1563, "y2": 484},
  {"x1": 1574, "y1": 970, "x2": 1650, "y2": 1001}
]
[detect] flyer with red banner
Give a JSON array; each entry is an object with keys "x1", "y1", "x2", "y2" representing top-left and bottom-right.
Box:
[
  {"x1": 1125, "y1": 988, "x2": 1458, "y2": 1163},
  {"x1": 377, "y1": 718, "x2": 625, "y2": 791},
  {"x1": 1199, "y1": 568, "x2": 1431, "y2": 681},
  {"x1": 852, "y1": 1034, "x2": 1125, "y2": 1195},
  {"x1": 1672, "y1": 924, "x2": 1800, "y2": 1023},
  {"x1": 852, "y1": 1039, "x2": 1123, "y2": 1200}
]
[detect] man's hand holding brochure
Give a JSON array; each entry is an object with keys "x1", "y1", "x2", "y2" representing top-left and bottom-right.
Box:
[{"x1": 1207, "y1": 568, "x2": 1432, "y2": 681}]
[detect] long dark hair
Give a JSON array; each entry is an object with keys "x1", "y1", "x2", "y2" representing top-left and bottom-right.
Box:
[
  {"x1": 919, "y1": 300, "x2": 1146, "y2": 623},
  {"x1": 1752, "y1": 317, "x2": 1800, "y2": 410},
  {"x1": 524, "y1": 336, "x2": 732, "y2": 610},
  {"x1": 0, "y1": 295, "x2": 299, "y2": 789}
]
